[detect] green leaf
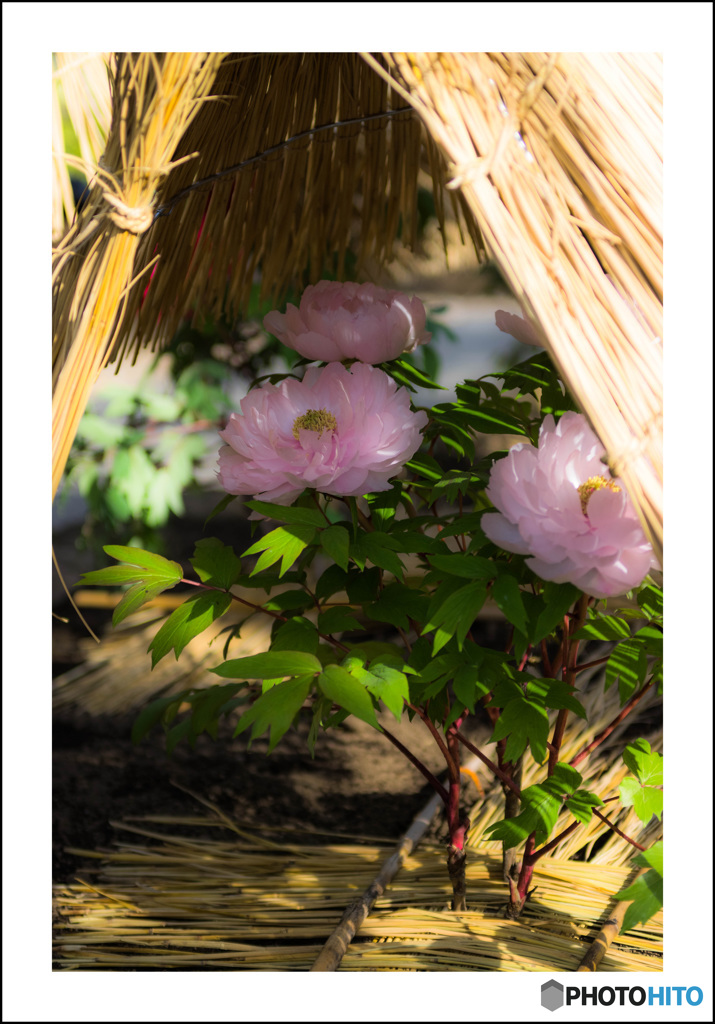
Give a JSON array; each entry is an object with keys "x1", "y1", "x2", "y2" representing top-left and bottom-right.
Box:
[
  {"x1": 131, "y1": 691, "x2": 192, "y2": 744},
  {"x1": 212, "y1": 651, "x2": 322, "y2": 680},
  {"x1": 148, "y1": 591, "x2": 233, "y2": 667},
  {"x1": 245, "y1": 500, "x2": 325, "y2": 528},
  {"x1": 315, "y1": 564, "x2": 350, "y2": 601},
  {"x1": 190, "y1": 537, "x2": 242, "y2": 590},
  {"x1": 243, "y1": 524, "x2": 316, "y2": 577},
  {"x1": 606, "y1": 639, "x2": 648, "y2": 703},
  {"x1": 532, "y1": 583, "x2": 581, "y2": 643},
  {"x1": 406, "y1": 451, "x2": 443, "y2": 482},
  {"x1": 491, "y1": 573, "x2": 528, "y2": 634},
  {"x1": 615, "y1": 842, "x2": 663, "y2": 932},
  {"x1": 490, "y1": 697, "x2": 550, "y2": 764},
  {"x1": 361, "y1": 662, "x2": 409, "y2": 721},
  {"x1": 427, "y1": 553, "x2": 496, "y2": 580},
  {"x1": 233, "y1": 674, "x2": 314, "y2": 752},
  {"x1": 423, "y1": 580, "x2": 487, "y2": 653},
  {"x1": 485, "y1": 764, "x2": 582, "y2": 849},
  {"x1": 270, "y1": 617, "x2": 320, "y2": 655},
  {"x1": 345, "y1": 566, "x2": 381, "y2": 603},
  {"x1": 527, "y1": 679, "x2": 587, "y2": 718},
  {"x1": 318, "y1": 665, "x2": 381, "y2": 729},
  {"x1": 636, "y1": 584, "x2": 663, "y2": 621},
  {"x1": 166, "y1": 717, "x2": 194, "y2": 755},
  {"x1": 452, "y1": 664, "x2": 490, "y2": 713},
  {"x1": 204, "y1": 493, "x2": 238, "y2": 527},
  {"x1": 190, "y1": 683, "x2": 244, "y2": 735},
  {"x1": 320, "y1": 524, "x2": 350, "y2": 571},
  {"x1": 318, "y1": 606, "x2": 362, "y2": 634},
  {"x1": 368, "y1": 582, "x2": 429, "y2": 631},
  {"x1": 79, "y1": 545, "x2": 183, "y2": 625},
  {"x1": 81, "y1": 545, "x2": 182, "y2": 582},
  {"x1": 387, "y1": 357, "x2": 447, "y2": 391},
  {"x1": 352, "y1": 532, "x2": 405, "y2": 580},
  {"x1": 565, "y1": 788, "x2": 604, "y2": 824},
  {"x1": 573, "y1": 615, "x2": 632, "y2": 642},
  {"x1": 263, "y1": 590, "x2": 314, "y2": 613},
  {"x1": 75, "y1": 413, "x2": 127, "y2": 448},
  {"x1": 620, "y1": 741, "x2": 663, "y2": 823}
]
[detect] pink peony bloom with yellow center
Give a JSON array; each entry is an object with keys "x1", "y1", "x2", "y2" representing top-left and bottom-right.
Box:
[
  {"x1": 263, "y1": 280, "x2": 431, "y2": 364},
  {"x1": 481, "y1": 412, "x2": 656, "y2": 599},
  {"x1": 217, "y1": 361, "x2": 429, "y2": 504}
]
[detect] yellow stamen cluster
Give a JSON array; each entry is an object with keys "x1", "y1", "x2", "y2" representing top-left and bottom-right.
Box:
[
  {"x1": 577, "y1": 474, "x2": 621, "y2": 514},
  {"x1": 292, "y1": 408, "x2": 337, "y2": 440}
]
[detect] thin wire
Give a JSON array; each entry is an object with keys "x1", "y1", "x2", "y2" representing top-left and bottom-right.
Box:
[{"x1": 152, "y1": 106, "x2": 416, "y2": 222}]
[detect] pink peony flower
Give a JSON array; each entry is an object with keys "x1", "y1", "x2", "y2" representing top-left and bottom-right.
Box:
[
  {"x1": 495, "y1": 309, "x2": 545, "y2": 347},
  {"x1": 217, "y1": 362, "x2": 429, "y2": 504},
  {"x1": 263, "y1": 280, "x2": 431, "y2": 364},
  {"x1": 481, "y1": 412, "x2": 655, "y2": 598}
]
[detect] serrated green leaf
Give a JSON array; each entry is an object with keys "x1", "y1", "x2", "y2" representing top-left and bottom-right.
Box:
[
  {"x1": 527, "y1": 679, "x2": 587, "y2": 718},
  {"x1": 352, "y1": 532, "x2": 405, "y2": 580},
  {"x1": 491, "y1": 573, "x2": 528, "y2": 634},
  {"x1": 245, "y1": 500, "x2": 325, "y2": 528},
  {"x1": 212, "y1": 651, "x2": 322, "y2": 679},
  {"x1": 423, "y1": 580, "x2": 487, "y2": 654},
  {"x1": 190, "y1": 537, "x2": 242, "y2": 590},
  {"x1": 615, "y1": 841, "x2": 663, "y2": 932},
  {"x1": 318, "y1": 665, "x2": 381, "y2": 729},
  {"x1": 490, "y1": 698, "x2": 550, "y2": 764},
  {"x1": 148, "y1": 591, "x2": 232, "y2": 667},
  {"x1": 233, "y1": 674, "x2": 313, "y2": 752},
  {"x1": 362, "y1": 663, "x2": 409, "y2": 721},
  {"x1": 243, "y1": 524, "x2": 316, "y2": 577},
  {"x1": 452, "y1": 664, "x2": 490, "y2": 714},
  {"x1": 320, "y1": 524, "x2": 350, "y2": 571},
  {"x1": 622, "y1": 740, "x2": 662, "y2": 785},
  {"x1": 565, "y1": 788, "x2": 604, "y2": 824}
]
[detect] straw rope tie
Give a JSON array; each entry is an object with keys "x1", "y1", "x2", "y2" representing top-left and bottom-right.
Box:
[{"x1": 103, "y1": 192, "x2": 154, "y2": 235}]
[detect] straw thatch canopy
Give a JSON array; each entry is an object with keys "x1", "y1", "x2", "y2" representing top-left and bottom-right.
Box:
[{"x1": 53, "y1": 52, "x2": 663, "y2": 562}]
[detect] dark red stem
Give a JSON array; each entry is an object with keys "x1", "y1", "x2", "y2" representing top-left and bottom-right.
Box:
[{"x1": 379, "y1": 725, "x2": 449, "y2": 804}]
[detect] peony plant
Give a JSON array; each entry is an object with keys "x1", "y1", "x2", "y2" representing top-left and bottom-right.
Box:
[{"x1": 80, "y1": 290, "x2": 663, "y2": 926}]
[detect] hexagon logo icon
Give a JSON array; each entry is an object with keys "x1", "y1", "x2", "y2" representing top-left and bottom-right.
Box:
[{"x1": 541, "y1": 979, "x2": 564, "y2": 1011}]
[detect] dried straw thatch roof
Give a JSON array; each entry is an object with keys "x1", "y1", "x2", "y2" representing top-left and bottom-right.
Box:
[{"x1": 52, "y1": 52, "x2": 662, "y2": 561}]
